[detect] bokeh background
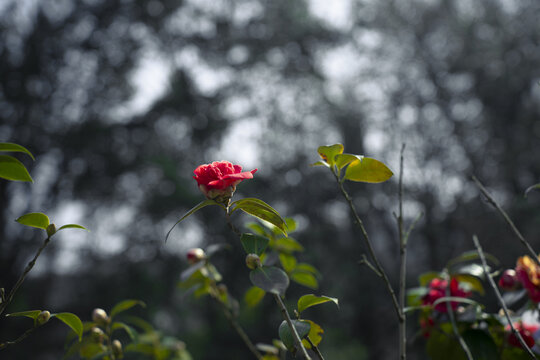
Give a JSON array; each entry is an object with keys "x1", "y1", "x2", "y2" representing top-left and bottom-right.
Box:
[{"x1": 1, "y1": 0, "x2": 540, "y2": 358}]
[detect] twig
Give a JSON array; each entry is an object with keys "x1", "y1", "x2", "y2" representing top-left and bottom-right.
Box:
[
  {"x1": 306, "y1": 336, "x2": 324, "y2": 360},
  {"x1": 472, "y1": 176, "x2": 539, "y2": 265},
  {"x1": 0, "y1": 326, "x2": 36, "y2": 350},
  {"x1": 397, "y1": 144, "x2": 407, "y2": 360},
  {"x1": 358, "y1": 254, "x2": 382, "y2": 278},
  {"x1": 334, "y1": 172, "x2": 402, "y2": 321},
  {"x1": 472, "y1": 235, "x2": 538, "y2": 359},
  {"x1": 0, "y1": 236, "x2": 51, "y2": 316},
  {"x1": 219, "y1": 300, "x2": 262, "y2": 359},
  {"x1": 444, "y1": 271, "x2": 474, "y2": 360},
  {"x1": 273, "y1": 294, "x2": 312, "y2": 360}
]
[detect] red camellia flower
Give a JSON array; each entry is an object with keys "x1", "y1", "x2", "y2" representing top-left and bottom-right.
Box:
[
  {"x1": 506, "y1": 322, "x2": 540, "y2": 348},
  {"x1": 516, "y1": 255, "x2": 540, "y2": 302},
  {"x1": 193, "y1": 161, "x2": 257, "y2": 203},
  {"x1": 498, "y1": 269, "x2": 521, "y2": 291},
  {"x1": 422, "y1": 277, "x2": 471, "y2": 312}
]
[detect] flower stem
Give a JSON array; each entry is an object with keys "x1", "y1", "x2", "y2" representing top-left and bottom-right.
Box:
[
  {"x1": 443, "y1": 271, "x2": 473, "y2": 360},
  {"x1": 397, "y1": 144, "x2": 407, "y2": 360},
  {"x1": 306, "y1": 336, "x2": 324, "y2": 360},
  {"x1": 273, "y1": 294, "x2": 312, "y2": 360},
  {"x1": 0, "y1": 326, "x2": 36, "y2": 350}
]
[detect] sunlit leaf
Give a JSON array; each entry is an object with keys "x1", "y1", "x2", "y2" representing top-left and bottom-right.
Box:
[
  {"x1": 110, "y1": 299, "x2": 146, "y2": 319},
  {"x1": 230, "y1": 198, "x2": 287, "y2": 236},
  {"x1": 112, "y1": 321, "x2": 139, "y2": 341},
  {"x1": 278, "y1": 320, "x2": 311, "y2": 352},
  {"x1": 309, "y1": 161, "x2": 330, "y2": 168},
  {"x1": 16, "y1": 212, "x2": 50, "y2": 230},
  {"x1": 57, "y1": 224, "x2": 89, "y2": 232},
  {"x1": 450, "y1": 263, "x2": 486, "y2": 279},
  {"x1": 249, "y1": 266, "x2": 289, "y2": 296},
  {"x1": 317, "y1": 144, "x2": 344, "y2": 167},
  {"x1": 279, "y1": 253, "x2": 297, "y2": 273},
  {"x1": 275, "y1": 237, "x2": 304, "y2": 253},
  {"x1": 291, "y1": 271, "x2": 318, "y2": 289},
  {"x1": 52, "y1": 312, "x2": 83, "y2": 341},
  {"x1": 335, "y1": 154, "x2": 363, "y2": 170},
  {"x1": 244, "y1": 286, "x2": 266, "y2": 307},
  {"x1": 284, "y1": 218, "x2": 297, "y2": 233},
  {"x1": 166, "y1": 199, "x2": 219, "y2": 242},
  {"x1": 295, "y1": 263, "x2": 320, "y2": 277},
  {"x1": 343, "y1": 157, "x2": 393, "y2": 183},
  {"x1": 455, "y1": 274, "x2": 485, "y2": 295},
  {"x1": 301, "y1": 320, "x2": 323, "y2": 349},
  {"x1": 241, "y1": 233, "x2": 269, "y2": 256},
  {"x1": 6, "y1": 310, "x2": 42, "y2": 320},
  {"x1": 0, "y1": 155, "x2": 33, "y2": 182},
  {"x1": 0, "y1": 143, "x2": 35, "y2": 160},
  {"x1": 297, "y1": 294, "x2": 339, "y2": 314}
]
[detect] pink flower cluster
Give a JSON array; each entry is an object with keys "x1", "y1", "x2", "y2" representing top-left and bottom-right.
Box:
[{"x1": 421, "y1": 277, "x2": 471, "y2": 312}]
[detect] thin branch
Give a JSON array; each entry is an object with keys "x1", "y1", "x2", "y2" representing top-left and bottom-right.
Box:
[
  {"x1": 0, "y1": 326, "x2": 36, "y2": 350},
  {"x1": 273, "y1": 294, "x2": 312, "y2": 360},
  {"x1": 444, "y1": 272, "x2": 473, "y2": 360},
  {"x1": 0, "y1": 236, "x2": 51, "y2": 316},
  {"x1": 334, "y1": 172, "x2": 402, "y2": 321},
  {"x1": 306, "y1": 336, "x2": 324, "y2": 360},
  {"x1": 472, "y1": 235, "x2": 538, "y2": 360},
  {"x1": 358, "y1": 254, "x2": 382, "y2": 278},
  {"x1": 397, "y1": 143, "x2": 407, "y2": 360},
  {"x1": 472, "y1": 176, "x2": 539, "y2": 265}
]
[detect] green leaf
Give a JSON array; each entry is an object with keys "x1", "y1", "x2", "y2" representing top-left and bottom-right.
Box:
[
  {"x1": 301, "y1": 320, "x2": 323, "y2": 349},
  {"x1": 407, "y1": 287, "x2": 428, "y2": 307},
  {"x1": 462, "y1": 329, "x2": 498, "y2": 360},
  {"x1": 279, "y1": 253, "x2": 297, "y2": 273},
  {"x1": 6, "y1": 310, "x2": 42, "y2": 320},
  {"x1": 57, "y1": 224, "x2": 89, "y2": 232},
  {"x1": 112, "y1": 321, "x2": 139, "y2": 341},
  {"x1": 284, "y1": 218, "x2": 297, "y2": 233},
  {"x1": 110, "y1": 299, "x2": 146, "y2": 319},
  {"x1": 244, "y1": 286, "x2": 266, "y2": 307},
  {"x1": 52, "y1": 312, "x2": 83, "y2": 341},
  {"x1": 278, "y1": 320, "x2": 311, "y2": 352},
  {"x1": 0, "y1": 143, "x2": 35, "y2": 160},
  {"x1": 454, "y1": 274, "x2": 485, "y2": 295},
  {"x1": 166, "y1": 200, "x2": 219, "y2": 242},
  {"x1": 249, "y1": 266, "x2": 289, "y2": 296},
  {"x1": 450, "y1": 263, "x2": 486, "y2": 279},
  {"x1": 335, "y1": 154, "x2": 363, "y2": 170},
  {"x1": 230, "y1": 198, "x2": 287, "y2": 236},
  {"x1": 310, "y1": 161, "x2": 330, "y2": 168},
  {"x1": 290, "y1": 271, "x2": 318, "y2": 289},
  {"x1": 426, "y1": 329, "x2": 467, "y2": 360},
  {"x1": 317, "y1": 144, "x2": 344, "y2": 167},
  {"x1": 525, "y1": 183, "x2": 540, "y2": 198},
  {"x1": 432, "y1": 296, "x2": 482, "y2": 309},
  {"x1": 446, "y1": 250, "x2": 500, "y2": 268},
  {"x1": 297, "y1": 294, "x2": 339, "y2": 314},
  {"x1": 241, "y1": 233, "x2": 269, "y2": 256},
  {"x1": 0, "y1": 155, "x2": 33, "y2": 182},
  {"x1": 295, "y1": 263, "x2": 320, "y2": 277},
  {"x1": 343, "y1": 157, "x2": 393, "y2": 183},
  {"x1": 275, "y1": 237, "x2": 304, "y2": 253},
  {"x1": 16, "y1": 212, "x2": 50, "y2": 230}
]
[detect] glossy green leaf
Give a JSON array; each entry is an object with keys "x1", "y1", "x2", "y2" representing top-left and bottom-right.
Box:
[
  {"x1": 279, "y1": 253, "x2": 297, "y2": 273},
  {"x1": 295, "y1": 263, "x2": 320, "y2": 277},
  {"x1": 0, "y1": 143, "x2": 35, "y2": 160},
  {"x1": 335, "y1": 154, "x2": 363, "y2": 170},
  {"x1": 317, "y1": 144, "x2": 344, "y2": 167},
  {"x1": 166, "y1": 199, "x2": 219, "y2": 242},
  {"x1": 343, "y1": 157, "x2": 393, "y2": 183},
  {"x1": 0, "y1": 155, "x2": 33, "y2": 182},
  {"x1": 16, "y1": 212, "x2": 50, "y2": 230},
  {"x1": 52, "y1": 312, "x2": 83, "y2": 341},
  {"x1": 244, "y1": 286, "x2": 266, "y2": 307},
  {"x1": 275, "y1": 237, "x2": 304, "y2": 253},
  {"x1": 241, "y1": 233, "x2": 269, "y2": 256},
  {"x1": 462, "y1": 329, "x2": 498, "y2": 360},
  {"x1": 112, "y1": 321, "x2": 139, "y2": 341},
  {"x1": 309, "y1": 160, "x2": 330, "y2": 167},
  {"x1": 450, "y1": 263, "x2": 486, "y2": 279},
  {"x1": 525, "y1": 183, "x2": 540, "y2": 198},
  {"x1": 249, "y1": 266, "x2": 289, "y2": 296},
  {"x1": 57, "y1": 224, "x2": 89, "y2": 232},
  {"x1": 278, "y1": 320, "x2": 311, "y2": 352},
  {"x1": 291, "y1": 271, "x2": 318, "y2": 289},
  {"x1": 301, "y1": 320, "x2": 323, "y2": 349},
  {"x1": 6, "y1": 310, "x2": 42, "y2": 320},
  {"x1": 432, "y1": 296, "x2": 482, "y2": 309},
  {"x1": 231, "y1": 198, "x2": 287, "y2": 236},
  {"x1": 110, "y1": 299, "x2": 146, "y2": 318},
  {"x1": 455, "y1": 274, "x2": 485, "y2": 295},
  {"x1": 447, "y1": 250, "x2": 500, "y2": 268},
  {"x1": 297, "y1": 294, "x2": 339, "y2": 314},
  {"x1": 284, "y1": 218, "x2": 297, "y2": 233}
]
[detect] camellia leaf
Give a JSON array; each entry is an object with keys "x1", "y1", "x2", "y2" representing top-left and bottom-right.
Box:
[
  {"x1": 450, "y1": 263, "x2": 486, "y2": 279},
  {"x1": 230, "y1": 198, "x2": 287, "y2": 236},
  {"x1": 297, "y1": 294, "x2": 339, "y2": 314},
  {"x1": 309, "y1": 161, "x2": 330, "y2": 168},
  {"x1": 112, "y1": 321, "x2": 139, "y2": 341},
  {"x1": 166, "y1": 199, "x2": 218, "y2": 242},
  {"x1": 0, "y1": 155, "x2": 33, "y2": 182},
  {"x1": 249, "y1": 266, "x2": 289, "y2": 296},
  {"x1": 279, "y1": 253, "x2": 297, "y2": 273},
  {"x1": 432, "y1": 296, "x2": 482, "y2": 309},
  {"x1": 317, "y1": 144, "x2": 344, "y2": 167},
  {"x1": 275, "y1": 237, "x2": 304, "y2": 253},
  {"x1": 244, "y1": 286, "x2": 266, "y2": 307},
  {"x1": 525, "y1": 183, "x2": 540, "y2": 198},
  {"x1": 0, "y1": 143, "x2": 35, "y2": 160},
  {"x1": 446, "y1": 250, "x2": 500, "y2": 268},
  {"x1": 6, "y1": 310, "x2": 42, "y2": 320},
  {"x1": 406, "y1": 287, "x2": 429, "y2": 307},
  {"x1": 301, "y1": 320, "x2": 324, "y2": 349},
  {"x1": 462, "y1": 329, "x2": 498, "y2": 360},
  {"x1": 278, "y1": 320, "x2": 311, "y2": 352},
  {"x1": 454, "y1": 274, "x2": 485, "y2": 295},
  {"x1": 343, "y1": 157, "x2": 393, "y2": 183},
  {"x1": 110, "y1": 299, "x2": 146, "y2": 319},
  {"x1": 52, "y1": 312, "x2": 83, "y2": 341},
  {"x1": 335, "y1": 154, "x2": 363, "y2": 170},
  {"x1": 57, "y1": 224, "x2": 89, "y2": 232},
  {"x1": 290, "y1": 271, "x2": 318, "y2": 289},
  {"x1": 16, "y1": 212, "x2": 50, "y2": 230},
  {"x1": 241, "y1": 233, "x2": 269, "y2": 256}
]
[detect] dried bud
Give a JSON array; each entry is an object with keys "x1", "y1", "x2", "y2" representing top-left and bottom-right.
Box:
[
  {"x1": 187, "y1": 248, "x2": 206, "y2": 264},
  {"x1": 46, "y1": 224, "x2": 57, "y2": 237},
  {"x1": 37, "y1": 310, "x2": 51, "y2": 325},
  {"x1": 245, "y1": 253, "x2": 261, "y2": 270},
  {"x1": 112, "y1": 339, "x2": 123, "y2": 358},
  {"x1": 499, "y1": 269, "x2": 520, "y2": 291},
  {"x1": 92, "y1": 308, "x2": 109, "y2": 324},
  {"x1": 91, "y1": 327, "x2": 105, "y2": 343}
]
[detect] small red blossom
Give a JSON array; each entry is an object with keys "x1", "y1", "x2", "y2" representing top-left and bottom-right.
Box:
[
  {"x1": 498, "y1": 269, "x2": 521, "y2": 291},
  {"x1": 516, "y1": 256, "x2": 540, "y2": 302},
  {"x1": 506, "y1": 322, "x2": 540, "y2": 349},
  {"x1": 420, "y1": 316, "x2": 435, "y2": 338},
  {"x1": 193, "y1": 161, "x2": 257, "y2": 202},
  {"x1": 186, "y1": 248, "x2": 206, "y2": 264},
  {"x1": 422, "y1": 277, "x2": 471, "y2": 313}
]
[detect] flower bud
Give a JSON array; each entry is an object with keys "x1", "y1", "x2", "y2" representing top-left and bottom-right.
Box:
[
  {"x1": 187, "y1": 248, "x2": 206, "y2": 264},
  {"x1": 46, "y1": 224, "x2": 57, "y2": 237},
  {"x1": 92, "y1": 308, "x2": 109, "y2": 324},
  {"x1": 37, "y1": 310, "x2": 51, "y2": 325},
  {"x1": 245, "y1": 253, "x2": 261, "y2": 270},
  {"x1": 91, "y1": 327, "x2": 105, "y2": 343},
  {"x1": 112, "y1": 339, "x2": 123, "y2": 358},
  {"x1": 499, "y1": 269, "x2": 520, "y2": 291}
]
